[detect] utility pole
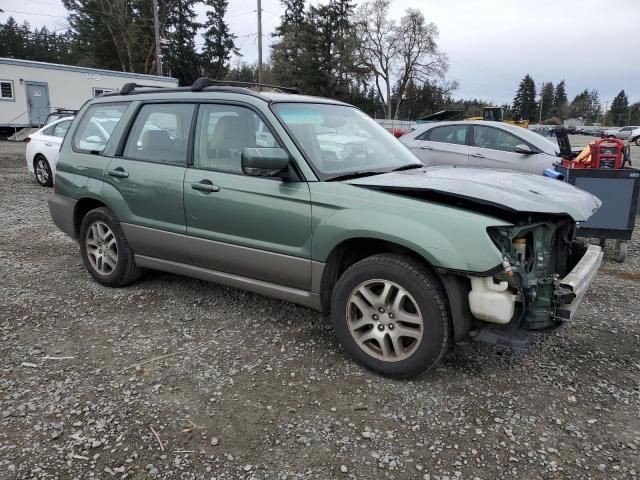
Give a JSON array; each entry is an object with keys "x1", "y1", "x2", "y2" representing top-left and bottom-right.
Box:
[
  {"x1": 604, "y1": 100, "x2": 609, "y2": 126},
  {"x1": 257, "y1": 0, "x2": 263, "y2": 85},
  {"x1": 538, "y1": 88, "x2": 544, "y2": 125},
  {"x1": 153, "y1": 0, "x2": 162, "y2": 76}
]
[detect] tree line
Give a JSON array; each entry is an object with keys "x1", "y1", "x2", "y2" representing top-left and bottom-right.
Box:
[
  {"x1": 0, "y1": 0, "x2": 460, "y2": 119},
  {"x1": 512, "y1": 74, "x2": 639, "y2": 126},
  {"x1": 0, "y1": 0, "x2": 237, "y2": 87},
  {"x1": 1, "y1": 1, "x2": 636, "y2": 124}
]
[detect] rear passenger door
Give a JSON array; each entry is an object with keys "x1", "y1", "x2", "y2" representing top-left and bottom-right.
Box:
[
  {"x1": 410, "y1": 124, "x2": 469, "y2": 167},
  {"x1": 103, "y1": 103, "x2": 195, "y2": 262},
  {"x1": 183, "y1": 103, "x2": 312, "y2": 290}
]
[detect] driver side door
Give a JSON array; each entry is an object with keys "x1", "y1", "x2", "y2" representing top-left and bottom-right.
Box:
[{"x1": 183, "y1": 103, "x2": 312, "y2": 289}]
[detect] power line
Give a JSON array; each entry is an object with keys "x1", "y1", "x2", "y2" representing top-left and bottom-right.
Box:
[
  {"x1": 1, "y1": 9, "x2": 66, "y2": 18},
  {"x1": 227, "y1": 10, "x2": 257, "y2": 19},
  {"x1": 20, "y1": 0, "x2": 65, "y2": 6}
]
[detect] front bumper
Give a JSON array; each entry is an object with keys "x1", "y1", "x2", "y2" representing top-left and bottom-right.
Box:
[{"x1": 554, "y1": 244, "x2": 603, "y2": 321}]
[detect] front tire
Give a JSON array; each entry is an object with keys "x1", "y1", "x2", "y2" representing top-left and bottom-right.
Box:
[
  {"x1": 330, "y1": 254, "x2": 449, "y2": 378},
  {"x1": 34, "y1": 155, "x2": 53, "y2": 187},
  {"x1": 79, "y1": 207, "x2": 141, "y2": 287},
  {"x1": 634, "y1": 137, "x2": 640, "y2": 147}
]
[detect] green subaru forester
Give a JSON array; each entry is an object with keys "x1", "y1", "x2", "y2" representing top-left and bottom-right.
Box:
[{"x1": 49, "y1": 79, "x2": 603, "y2": 377}]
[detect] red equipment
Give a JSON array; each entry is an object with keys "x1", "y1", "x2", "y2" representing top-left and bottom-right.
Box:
[
  {"x1": 391, "y1": 128, "x2": 408, "y2": 138},
  {"x1": 562, "y1": 138, "x2": 625, "y2": 169}
]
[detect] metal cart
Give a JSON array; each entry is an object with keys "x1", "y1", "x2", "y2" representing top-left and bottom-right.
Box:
[{"x1": 554, "y1": 165, "x2": 640, "y2": 262}]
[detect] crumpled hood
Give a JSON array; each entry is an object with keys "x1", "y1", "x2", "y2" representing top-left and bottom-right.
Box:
[{"x1": 346, "y1": 167, "x2": 601, "y2": 222}]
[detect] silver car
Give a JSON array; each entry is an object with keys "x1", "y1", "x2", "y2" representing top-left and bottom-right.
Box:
[
  {"x1": 603, "y1": 126, "x2": 639, "y2": 140},
  {"x1": 400, "y1": 121, "x2": 561, "y2": 175}
]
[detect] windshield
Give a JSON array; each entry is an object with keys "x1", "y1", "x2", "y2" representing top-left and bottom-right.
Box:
[{"x1": 272, "y1": 103, "x2": 420, "y2": 178}]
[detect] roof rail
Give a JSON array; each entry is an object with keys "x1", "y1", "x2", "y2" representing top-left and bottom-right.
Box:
[
  {"x1": 119, "y1": 83, "x2": 169, "y2": 95},
  {"x1": 190, "y1": 77, "x2": 300, "y2": 94}
]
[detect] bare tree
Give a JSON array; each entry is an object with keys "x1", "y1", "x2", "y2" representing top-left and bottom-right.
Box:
[
  {"x1": 355, "y1": 0, "x2": 396, "y2": 118},
  {"x1": 355, "y1": 0, "x2": 447, "y2": 119}
]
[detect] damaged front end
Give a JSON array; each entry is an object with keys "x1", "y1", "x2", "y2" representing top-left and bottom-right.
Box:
[
  {"x1": 467, "y1": 217, "x2": 603, "y2": 348},
  {"x1": 346, "y1": 166, "x2": 604, "y2": 349}
]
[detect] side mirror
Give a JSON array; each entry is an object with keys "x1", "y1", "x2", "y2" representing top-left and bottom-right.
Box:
[
  {"x1": 514, "y1": 144, "x2": 535, "y2": 155},
  {"x1": 241, "y1": 147, "x2": 290, "y2": 176}
]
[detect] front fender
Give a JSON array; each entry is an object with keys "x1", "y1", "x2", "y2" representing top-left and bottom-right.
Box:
[{"x1": 310, "y1": 184, "x2": 509, "y2": 273}]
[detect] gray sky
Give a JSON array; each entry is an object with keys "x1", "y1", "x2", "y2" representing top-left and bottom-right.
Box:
[{"x1": 2, "y1": 0, "x2": 639, "y2": 106}]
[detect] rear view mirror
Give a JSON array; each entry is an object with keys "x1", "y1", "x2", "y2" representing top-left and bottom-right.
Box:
[
  {"x1": 241, "y1": 147, "x2": 290, "y2": 176},
  {"x1": 514, "y1": 144, "x2": 534, "y2": 155}
]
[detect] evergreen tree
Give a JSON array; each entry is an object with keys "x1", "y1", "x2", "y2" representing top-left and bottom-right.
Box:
[
  {"x1": 271, "y1": 0, "x2": 308, "y2": 90},
  {"x1": 568, "y1": 89, "x2": 601, "y2": 124},
  {"x1": 552, "y1": 80, "x2": 568, "y2": 120},
  {"x1": 0, "y1": 18, "x2": 30, "y2": 59},
  {"x1": 629, "y1": 102, "x2": 640, "y2": 125},
  {"x1": 274, "y1": 0, "x2": 306, "y2": 37},
  {"x1": 202, "y1": 0, "x2": 238, "y2": 79},
  {"x1": 271, "y1": 0, "x2": 362, "y2": 100},
  {"x1": 512, "y1": 74, "x2": 537, "y2": 122},
  {"x1": 0, "y1": 17, "x2": 78, "y2": 64},
  {"x1": 569, "y1": 90, "x2": 591, "y2": 120},
  {"x1": 62, "y1": 0, "x2": 153, "y2": 72},
  {"x1": 609, "y1": 90, "x2": 629, "y2": 126},
  {"x1": 163, "y1": 0, "x2": 202, "y2": 85},
  {"x1": 539, "y1": 81, "x2": 554, "y2": 121}
]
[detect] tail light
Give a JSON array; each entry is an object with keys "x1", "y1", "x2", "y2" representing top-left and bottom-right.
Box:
[{"x1": 24, "y1": 137, "x2": 31, "y2": 143}]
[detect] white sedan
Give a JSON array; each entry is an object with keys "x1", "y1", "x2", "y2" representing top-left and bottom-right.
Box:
[
  {"x1": 400, "y1": 121, "x2": 562, "y2": 175},
  {"x1": 26, "y1": 117, "x2": 74, "y2": 187}
]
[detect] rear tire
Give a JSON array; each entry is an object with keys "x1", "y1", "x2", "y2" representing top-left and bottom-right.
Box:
[
  {"x1": 79, "y1": 207, "x2": 141, "y2": 287},
  {"x1": 34, "y1": 155, "x2": 53, "y2": 187},
  {"x1": 330, "y1": 254, "x2": 449, "y2": 378}
]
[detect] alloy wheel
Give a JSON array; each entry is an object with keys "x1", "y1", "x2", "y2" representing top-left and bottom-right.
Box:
[
  {"x1": 346, "y1": 279, "x2": 424, "y2": 362},
  {"x1": 35, "y1": 158, "x2": 49, "y2": 185},
  {"x1": 85, "y1": 221, "x2": 118, "y2": 276}
]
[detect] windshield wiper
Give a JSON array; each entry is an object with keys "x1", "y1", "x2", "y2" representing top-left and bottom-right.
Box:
[
  {"x1": 326, "y1": 171, "x2": 385, "y2": 182},
  {"x1": 390, "y1": 163, "x2": 423, "y2": 172}
]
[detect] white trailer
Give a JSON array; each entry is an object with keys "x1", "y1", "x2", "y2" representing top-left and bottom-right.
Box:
[{"x1": 0, "y1": 58, "x2": 178, "y2": 128}]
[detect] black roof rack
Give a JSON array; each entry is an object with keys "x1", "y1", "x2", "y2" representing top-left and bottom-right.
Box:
[
  {"x1": 119, "y1": 83, "x2": 169, "y2": 95},
  {"x1": 190, "y1": 77, "x2": 300, "y2": 94}
]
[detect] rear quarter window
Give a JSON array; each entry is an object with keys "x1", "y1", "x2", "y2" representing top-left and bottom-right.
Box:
[{"x1": 73, "y1": 103, "x2": 128, "y2": 154}]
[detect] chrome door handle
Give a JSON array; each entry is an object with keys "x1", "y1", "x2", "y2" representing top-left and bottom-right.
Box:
[
  {"x1": 191, "y1": 181, "x2": 220, "y2": 193},
  {"x1": 470, "y1": 152, "x2": 485, "y2": 158},
  {"x1": 107, "y1": 168, "x2": 129, "y2": 178},
  {"x1": 419, "y1": 145, "x2": 434, "y2": 150}
]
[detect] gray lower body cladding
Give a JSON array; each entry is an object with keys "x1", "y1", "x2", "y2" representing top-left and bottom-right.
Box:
[{"x1": 48, "y1": 194, "x2": 77, "y2": 239}]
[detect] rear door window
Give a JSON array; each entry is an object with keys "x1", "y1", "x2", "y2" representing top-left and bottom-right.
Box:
[
  {"x1": 424, "y1": 125, "x2": 468, "y2": 145},
  {"x1": 52, "y1": 120, "x2": 72, "y2": 138},
  {"x1": 122, "y1": 103, "x2": 195, "y2": 165},
  {"x1": 73, "y1": 103, "x2": 128, "y2": 153}
]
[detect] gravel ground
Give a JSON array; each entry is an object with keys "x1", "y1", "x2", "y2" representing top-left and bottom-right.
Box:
[{"x1": 1, "y1": 140, "x2": 639, "y2": 480}]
